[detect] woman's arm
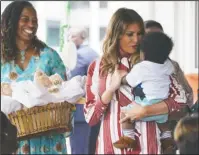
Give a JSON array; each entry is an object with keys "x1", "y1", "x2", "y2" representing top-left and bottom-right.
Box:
[
  {"x1": 84, "y1": 61, "x2": 110, "y2": 126},
  {"x1": 49, "y1": 48, "x2": 67, "y2": 80},
  {"x1": 84, "y1": 62, "x2": 126, "y2": 126}
]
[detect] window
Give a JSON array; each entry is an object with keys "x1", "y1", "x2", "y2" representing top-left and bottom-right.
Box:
[
  {"x1": 69, "y1": 1, "x2": 89, "y2": 9},
  {"x1": 46, "y1": 20, "x2": 60, "y2": 47},
  {"x1": 99, "y1": 1, "x2": 108, "y2": 8},
  {"x1": 195, "y1": 1, "x2": 199, "y2": 68},
  {"x1": 100, "y1": 27, "x2": 106, "y2": 41}
]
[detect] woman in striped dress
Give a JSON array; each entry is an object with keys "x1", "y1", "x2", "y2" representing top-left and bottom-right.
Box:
[{"x1": 84, "y1": 8, "x2": 188, "y2": 154}]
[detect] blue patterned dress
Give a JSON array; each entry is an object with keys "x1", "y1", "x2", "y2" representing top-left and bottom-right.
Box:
[{"x1": 1, "y1": 46, "x2": 71, "y2": 154}]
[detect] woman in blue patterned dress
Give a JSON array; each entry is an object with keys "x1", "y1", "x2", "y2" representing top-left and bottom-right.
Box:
[{"x1": 1, "y1": 1, "x2": 70, "y2": 154}]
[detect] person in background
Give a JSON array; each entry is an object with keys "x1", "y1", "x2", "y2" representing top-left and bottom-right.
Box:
[
  {"x1": 144, "y1": 20, "x2": 193, "y2": 107},
  {"x1": 144, "y1": 20, "x2": 164, "y2": 33},
  {"x1": 1, "y1": 111, "x2": 18, "y2": 154},
  {"x1": 67, "y1": 27, "x2": 99, "y2": 154},
  {"x1": 67, "y1": 27, "x2": 99, "y2": 78},
  {"x1": 174, "y1": 113, "x2": 199, "y2": 154},
  {"x1": 1, "y1": 1, "x2": 69, "y2": 154}
]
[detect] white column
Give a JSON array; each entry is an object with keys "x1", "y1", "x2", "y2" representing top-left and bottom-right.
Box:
[
  {"x1": 173, "y1": 1, "x2": 196, "y2": 73},
  {"x1": 154, "y1": 1, "x2": 175, "y2": 40},
  {"x1": 35, "y1": 2, "x2": 47, "y2": 43},
  {"x1": 89, "y1": 1, "x2": 100, "y2": 54}
]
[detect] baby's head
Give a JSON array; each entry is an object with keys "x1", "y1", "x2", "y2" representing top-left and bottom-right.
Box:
[
  {"x1": 174, "y1": 113, "x2": 199, "y2": 154},
  {"x1": 140, "y1": 32, "x2": 173, "y2": 64},
  {"x1": 1, "y1": 111, "x2": 18, "y2": 154}
]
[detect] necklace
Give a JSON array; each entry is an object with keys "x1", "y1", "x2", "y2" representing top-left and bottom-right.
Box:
[
  {"x1": 20, "y1": 49, "x2": 26, "y2": 64},
  {"x1": 19, "y1": 45, "x2": 31, "y2": 64}
]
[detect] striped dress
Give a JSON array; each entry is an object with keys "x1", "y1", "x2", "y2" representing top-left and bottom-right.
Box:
[{"x1": 84, "y1": 57, "x2": 187, "y2": 154}]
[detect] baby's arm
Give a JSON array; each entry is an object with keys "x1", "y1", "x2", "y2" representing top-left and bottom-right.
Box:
[{"x1": 125, "y1": 64, "x2": 143, "y2": 88}]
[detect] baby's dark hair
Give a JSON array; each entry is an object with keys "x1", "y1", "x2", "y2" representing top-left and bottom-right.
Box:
[
  {"x1": 140, "y1": 32, "x2": 173, "y2": 64},
  {"x1": 1, "y1": 111, "x2": 18, "y2": 154}
]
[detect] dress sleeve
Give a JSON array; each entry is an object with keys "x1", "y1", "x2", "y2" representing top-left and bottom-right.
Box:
[
  {"x1": 48, "y1": 48, "x2": 67, "y2": 80},
  {"x1": 171, "y1": 60, "x2": 193, "y2": 107},
  {"x1": 83, "y1": 60, "x2": 109, "y2": 126},
  {"x1": 164, "y1": 75, "x2": 188, "y2": 114}
]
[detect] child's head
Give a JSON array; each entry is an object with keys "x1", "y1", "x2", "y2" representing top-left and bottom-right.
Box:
[
  {"x1": 1, "y1": 111, "x2": 18, "y2": 154},
  {"x1": 174, "y1": 113, "x2": 199, "y2": 154},
  {"x1": 140, "y1": 32, "x2": 173, "y2": 64}
]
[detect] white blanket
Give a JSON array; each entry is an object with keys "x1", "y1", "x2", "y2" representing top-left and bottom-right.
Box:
[{"x1": 1, "y1": 75, "x2": 86, "y2": 114}]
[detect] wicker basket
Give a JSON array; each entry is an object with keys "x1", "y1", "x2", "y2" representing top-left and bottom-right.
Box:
[{"x1": 8, "y1": 101, "x2": 76, "y2": 140}]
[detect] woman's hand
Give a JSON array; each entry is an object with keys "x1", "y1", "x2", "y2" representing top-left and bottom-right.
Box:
[
  {"x1": 108, "y1": 64, "x2": 127, "y2": 93},
  {"x1": 101, "y1": 65, "x2": 127, "y2": 105},
  {"x1": 119, "y1": 103, "x2": 146, "y2": 123}
]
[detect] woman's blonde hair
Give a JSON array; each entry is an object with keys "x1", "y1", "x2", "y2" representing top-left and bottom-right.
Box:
[{"x1": 101, "y1": 8, "x2": 145, "y2": 75}]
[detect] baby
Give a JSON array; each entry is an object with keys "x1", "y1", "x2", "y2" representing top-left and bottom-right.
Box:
[{"x1": 113, "y1": 32, "x2": 176, "y2": 152}]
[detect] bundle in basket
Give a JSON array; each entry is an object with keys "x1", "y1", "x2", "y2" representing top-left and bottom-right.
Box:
[{"x1": 8, "y1": 101, "x2": 76, "y2": 140}]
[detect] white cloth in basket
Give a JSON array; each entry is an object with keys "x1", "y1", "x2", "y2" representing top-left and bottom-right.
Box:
[
  {"x1": 1, "y1": 96, "x2": 22, "y2": 115},
  {"x1": 10, "y1": 76, "x2": 86, "y2": 108}
]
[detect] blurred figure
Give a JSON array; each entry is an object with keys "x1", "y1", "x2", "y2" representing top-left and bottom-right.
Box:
[
  {"x1": 144, "y1": 20, "x2": 163, "y2": 33},
  {"x1": 174, "y1": 114, "x2": 199, "y2": 154},
  {"x1": 1, "y1": 111, "x2": 18, "y2": 154},
  {"x1": 67, "y1": 27, "x2": 99, "y2": 154},
  {"x1": 67, "y1": 27, "x2": 99, "y2": 78}
]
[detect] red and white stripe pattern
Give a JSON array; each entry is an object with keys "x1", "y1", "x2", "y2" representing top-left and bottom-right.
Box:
[{"x1": 84, "y1": 57, "x2": 187, "y2": 154}]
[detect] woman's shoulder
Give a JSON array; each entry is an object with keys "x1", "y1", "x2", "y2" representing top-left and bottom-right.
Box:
[
  {"x1": 39, "y1": 46, "x2": 61, "y2": 60},
  {"x1": 169, "y1": 59, "x2": 180, "y2": 72},
  {"x1": 40, "y1": 46, "x2": 57, "y2": 54},
  {"x1": 88, "y1": 57, "x2": 102, "y2": 75},
  {"x1": 1, "y1": 62, "x2": 12, "y2": 73}
]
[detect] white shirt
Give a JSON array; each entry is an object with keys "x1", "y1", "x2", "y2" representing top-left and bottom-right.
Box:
[{"x1": 126, "y1": 59, "x2": 174, "y2": 100}]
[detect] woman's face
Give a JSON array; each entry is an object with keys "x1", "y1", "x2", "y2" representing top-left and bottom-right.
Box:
[
  {"x1": 119, "y1": 23, "x2": 143, "y2": 54},
  {"x1": 16, "y1": 7, "x2": 38, "y2": 43}
]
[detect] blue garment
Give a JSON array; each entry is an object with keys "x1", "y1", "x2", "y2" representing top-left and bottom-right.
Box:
[
  {"x1": 69, "y1": 45, "x2": 99, "y2": 78},
  {"x1": 88, "y1": 121, "x2": 101, "y2": 154},
  {"x1": 1, "y1": 46, "x2": 70, "y2": 154},
  {"x1": 68, "y1": 45, "x2": 99, "y2": 154},
  {"x1": 121, "y1": 97, "x2": 168, "y2": 123}
]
